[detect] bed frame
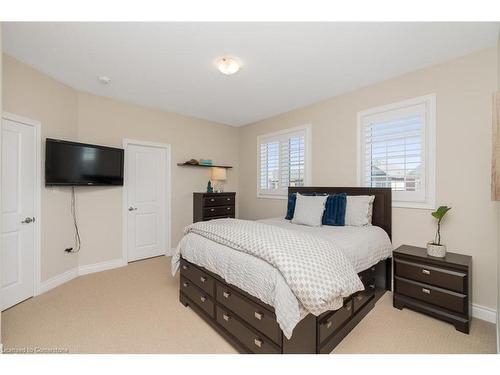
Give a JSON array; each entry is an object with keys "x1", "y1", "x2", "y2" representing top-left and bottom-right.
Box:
[{"x1": 179, "y1": 187, "x2": 392, "y2": 354}]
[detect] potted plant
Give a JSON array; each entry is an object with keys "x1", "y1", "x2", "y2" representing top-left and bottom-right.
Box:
[{"x1": 427, "y1": 206, "x2": 451, "y2": 257}]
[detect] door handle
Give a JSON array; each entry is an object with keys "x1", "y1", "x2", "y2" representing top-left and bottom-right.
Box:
[
  {"x1": 21, "y1": 217, "x2": 34, "y2": 224},
  {"x1": 128, "y1": 207, "x2": 138, "y2": 211}
]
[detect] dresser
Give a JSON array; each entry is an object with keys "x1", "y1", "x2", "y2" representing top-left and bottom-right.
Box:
[
  {"x1": 393, "y1": 245, "x2": 472, "y2": 333},
  {"x1": 193, "y1": 192, "x2": 236, "y2": 223}
]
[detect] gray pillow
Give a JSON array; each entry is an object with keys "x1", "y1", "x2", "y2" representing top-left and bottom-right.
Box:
[{"x1": 291, "y1": 194, "x2": 328, "y2": 227}]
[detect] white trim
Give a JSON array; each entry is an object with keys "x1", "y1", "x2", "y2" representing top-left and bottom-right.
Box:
[
  {"x1": 39, "y1": 257, "x2": 128, "y2": 294},
  {"x1": 78, "y1": 258, "x2": 127, "y2": 276},
  {"x1": 122, "y1": 138, "x2": 172, "y2": 264},
  {"x1": 472, "y1": 303, "x2": 497, "y2": 324},
  {"x1": 357, "y1": 94, "x2": 436, "y2": 210},
  {"x1": 256, "y1": 124, "x2": 312, "y2": 199},
  {"x1": 1, "y1": 112, "x2": 43, "y2": 298},
  {"x1": 39, "y1": 268, "x2": 79, "y2": 294}
]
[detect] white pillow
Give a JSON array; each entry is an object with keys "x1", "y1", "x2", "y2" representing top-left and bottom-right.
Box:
[
  {"x1": 345, "y1": 195, "x2": 375, "y2": 226},
  {"x1": 291, "y1": 194, "x2": 328, "y2": 227}
]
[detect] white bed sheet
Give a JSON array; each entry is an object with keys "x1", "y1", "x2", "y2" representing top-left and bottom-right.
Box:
[{"x1": 175, "y1": 218, "x2": 392, "y2": 338}]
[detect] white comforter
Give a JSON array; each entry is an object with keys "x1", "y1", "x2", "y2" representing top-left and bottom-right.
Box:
[{"x1": 172, "y1": 218, "x2": 392, "y2": 338}]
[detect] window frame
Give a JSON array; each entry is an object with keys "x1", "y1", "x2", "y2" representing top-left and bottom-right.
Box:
[
  {"x1": 256, "y1": 124, "x2": 312, "y2": 199},
  {"x1": 357, "y1": 94, "x2": 436, "y2": 210}
]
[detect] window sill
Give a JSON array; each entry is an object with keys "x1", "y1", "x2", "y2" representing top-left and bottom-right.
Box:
[
  {"x1": 257, "y1": 193, "x2": 288, "y2": 200},
  {"x1": 392, "y1": 201, "x2": 435, "y2": 210}
]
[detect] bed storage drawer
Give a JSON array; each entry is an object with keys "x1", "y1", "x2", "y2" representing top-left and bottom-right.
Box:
[
  {"x1": 394, "y1": 258, "x2": 466, "y2": 293},
  {"x1": 181, "y1": 276, "x2": 215, "y2": 318},
  {"x1": 203, "y1": 205, "x2": 235, "y2": 218},
  {"x1": 358, "y1": 265, "x2": 376, "y2": 287},
  {"x1": 319, "y1": 299, "x2": 352, "y2": 343},
  {"x1": 353, "y1": 285, "x2": 375, "y2": 312},
  {"x1": 180, "y1": 259, "x2": 215, "y2": 297},
  {"x1": 395, "y1": 276, "x2": 466, "y2": 314},
  {"x1": 216, "y1": 282, "x2": 281, "y2": 344},
  {"x1": 216, "y1": 306, "x2": 280, "y2": 354},
  {"x1": 204, "y1": 195, "x2": 235, "y2": 207}
]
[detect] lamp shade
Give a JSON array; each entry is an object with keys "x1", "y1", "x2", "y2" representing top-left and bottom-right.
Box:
[{"x1": 211, "y1": 167, "x2": 227, "y2": 181}]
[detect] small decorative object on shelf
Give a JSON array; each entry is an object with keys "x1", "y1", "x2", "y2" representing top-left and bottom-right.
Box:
[
  {"x1": 185, "y1": 158, "x2": 199, "y2": 165},
  {"x1": 199, "y1": 159, "x2": 213, "y2": 166},
  {"x1": 427, "y1": 205, "x2": 451, "y2": 258},
  {"x1": 207, "y1": 180, "x2": 213, "y2": 193}
]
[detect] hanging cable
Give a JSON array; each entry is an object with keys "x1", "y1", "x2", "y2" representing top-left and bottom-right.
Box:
[{"x1": 69, "y1": 186, "x2": 81, "y2": 253}]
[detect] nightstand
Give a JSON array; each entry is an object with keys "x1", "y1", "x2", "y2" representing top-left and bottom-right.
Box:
[
  {"x1": 193, "y1": 192, "x2": 236, "y2": 223},
  {"x1": 393, "y1": 245, "x2": 472, "y2": 334}
]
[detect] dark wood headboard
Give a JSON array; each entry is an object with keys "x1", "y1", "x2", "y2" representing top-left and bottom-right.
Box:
[{"x1": 288, "y1": 187, "x2": 392, "y2": 240}]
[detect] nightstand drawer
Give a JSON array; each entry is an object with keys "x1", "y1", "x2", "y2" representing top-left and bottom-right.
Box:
[
  {"x1": 395, "y1": 276, "x2": 466, "y2": 314},
  {"x1": 203, "y1": 195, "x2": 235, "y2": 207},
  {"x1": 203, "y1": 205, "x2": 235, "y2": 217},
  {"x1": 394, "y1": 258, "x2": 466, "y2": 293}
]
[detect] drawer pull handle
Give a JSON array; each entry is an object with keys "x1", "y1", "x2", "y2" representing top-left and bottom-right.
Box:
[
  {"x1": 369, "y1": 283, "x2": 375, "y2": 289},
  {"x1": 227, "y1": 207, "x2": 231, "y2": 210},
  {"x1": 346, "y1": 304, "x2": 352, "y2": 311},
  {"x1": 422, "y1": 269, "x2": 431, "y2": 275},
  {"x1": 326, "y1": 321, "x2": 332, "y2": 329},
  {"x1": 182, "y1": 282, "x2": 189, "y2": 288},
  {"x1": 223, "y1": 313, "x2": 230, "y2": 322},
  {"x1": 223, "y1": 291, "x2": 231, "y2": 299},
  {"x1": 227, "y1": 198, "x2": 231, "y2": 201},
  {"x1": 254, "y1": 338, "x2": 263, "y2": 348},
  {"x1": 182, "y1": 265, "x2": 188, "y2": 270},
  {"x1": 371, "y1": 266, "x2": 376, "y2": 271},
  {"x1": 254, "y1": 311, "x2": 263, "y2": 320},
  {"x1": 210, "y1": 198, "x2": 215, "y2": 202},
  {"x1": 422, "y1": 288, "x2": 431, "y2": 294},
  {"x1": 357, "y1": 295, "x2": 363, "y2": 300},
  {"x1": 200, "y1": 276, "x2": 207, "y2": 283},
  {"x1": 210, "y1": 208, "x2": 215, "y2": 212},
  {"x1": 200, "y1": 296, "x2": 207, "y2": 303}
]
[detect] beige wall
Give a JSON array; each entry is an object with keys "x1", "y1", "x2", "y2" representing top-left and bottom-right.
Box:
[
  {"x1": 75, "y1": 92, "x2": 238, "y2": 266},
  {"x1": 2, "y1": 54, "x2": 79, "y2": 281},
  {"x1": 239, "y1": 47, "x2": 498, "y2": 310},
  {"x1": 2, "y1": 54, "x2": 239, "y2": 280}
]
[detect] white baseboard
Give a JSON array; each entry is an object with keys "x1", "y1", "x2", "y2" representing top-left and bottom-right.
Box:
[
  {"x1": 39, "y1": 267, "x2": 79, "y2": 294},
  {"x1": 472, "y1": 303, "x2": 497, "y2": 323},
  {"x1": 78, "y1": 258, "x2": 127, "y2": 276},
  {"x1": 39, "y1": 258, "x2": 126, "y2": 294}
]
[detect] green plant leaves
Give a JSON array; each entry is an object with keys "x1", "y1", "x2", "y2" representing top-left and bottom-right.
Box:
[{"x1": 431, "y1": 206, "x2": 451, "y2": 220}]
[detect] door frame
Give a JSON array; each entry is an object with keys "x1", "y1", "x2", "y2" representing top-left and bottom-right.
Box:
[
  {"x1": 122, "y1": 138, "x2": 171, "y2": 263},
  {"x1": 1, "y1": 112, "x2": 42, "y2": 302}
]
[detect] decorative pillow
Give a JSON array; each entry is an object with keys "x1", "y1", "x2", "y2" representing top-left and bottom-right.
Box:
[
  {"x1": 322, "y1": 193, "x2": 347, "y2": 226},
  {"x1": 285, "y1": 192, "x2": 319, "y2": 220},
  {"x1": 291, "y1": 194, "x2": 328, "y2": 227},
  {"x1": 345, "y1": 195, "x2": 375, "y2": 226}
]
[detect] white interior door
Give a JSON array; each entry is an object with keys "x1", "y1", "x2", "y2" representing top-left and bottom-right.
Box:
[
  {"x1": 1, "y1": 117, "x2": 36, "y2": 310},
  {"x1": 126, "y1": 143, "x2": 167, "y2": 262}
]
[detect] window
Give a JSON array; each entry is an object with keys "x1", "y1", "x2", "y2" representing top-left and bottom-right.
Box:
[
  {"x1": 257, "y1": 125, "x2": 311, "y2": 198},
  {"x1": 358, "y1": 94, "x2": 436, "y2": 209}
]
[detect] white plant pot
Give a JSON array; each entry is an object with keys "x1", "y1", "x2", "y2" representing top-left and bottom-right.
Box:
[{"x1": 427, "y1": 242, "x2": 446, "y2": 258}]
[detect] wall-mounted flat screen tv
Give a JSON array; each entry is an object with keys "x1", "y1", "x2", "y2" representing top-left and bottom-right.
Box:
[{"x1": 45, "y1": 138, "x2": 124, "y2": 186}]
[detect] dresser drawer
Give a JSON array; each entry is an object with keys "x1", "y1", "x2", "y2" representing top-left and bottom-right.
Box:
[
  {"x1": 395, "y1": 276, "x2": 466, "y2": 314},
  {"x1": 216, "y1": 283, "x2": 281, "y2": 344},
  {"x1": 395, "y1": 258, "x2": 466, "y2": 293},
  {"x1": 180, "y1": 259, "x2": 215, "y2": 297},
  {"x1": 358, "y1": 265, "x2": 376, "y2": 288},
  {"x1": 216, "y1": 306, "x2": 280, "y2": 354},
  {"x1": 202, "y1": 214, "x2": 235, "y2": 221},
  {"x1": 203, "y1": 205, "x2": 235, "y2": 218},
  {"x1": 181, "y1": 276, "x2": 215, "y2": 318},
  {"x1": 353, "y1": 286, "x2": 375, "y2": 312},
  {"x1": 319, "y1": 299, "x2": 352, "y2": 343},
  {"x1": 204, "y1": 195, "x2": 235, "y2": 207}
]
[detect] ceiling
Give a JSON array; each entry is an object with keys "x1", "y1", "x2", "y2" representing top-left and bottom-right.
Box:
[{"x1": 2, "y1": 22, "x2": 499, "y2": 126}]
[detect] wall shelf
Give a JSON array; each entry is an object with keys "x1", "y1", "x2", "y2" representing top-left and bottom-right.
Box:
[{"x1": 176, "y1": 162, "x2": 232, "y2": 169}]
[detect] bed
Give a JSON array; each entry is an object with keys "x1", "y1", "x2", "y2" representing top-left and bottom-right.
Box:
[{"x1": 173, "y1": 187, "x2": 392, "y2": 354}]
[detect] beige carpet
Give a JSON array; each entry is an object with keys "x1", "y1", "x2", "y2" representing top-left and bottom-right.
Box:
[{"x1": 1, "y1": 256, "x2": 496, "y2": 354}]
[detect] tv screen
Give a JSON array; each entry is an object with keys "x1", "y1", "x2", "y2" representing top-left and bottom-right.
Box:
[{"x1": 45, "y1": 139, "x2": 124, "y2": 186}]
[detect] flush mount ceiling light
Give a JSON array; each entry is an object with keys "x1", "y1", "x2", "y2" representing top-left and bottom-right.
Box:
[
  {"x1": 216, "y1": 57, "x2": 240, "y2": 75},
  {"x1": 98, "y1": 75, "x2": 111, "y2": 84}
]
